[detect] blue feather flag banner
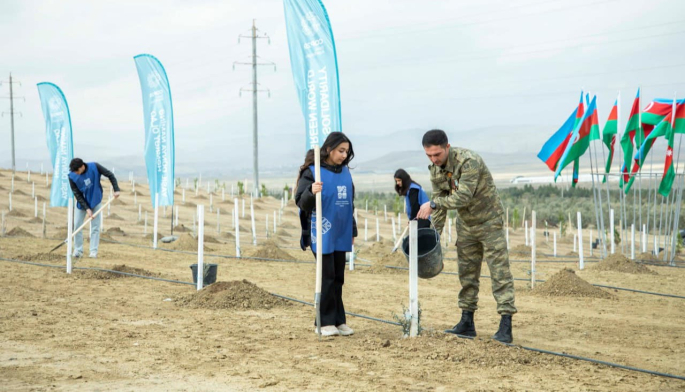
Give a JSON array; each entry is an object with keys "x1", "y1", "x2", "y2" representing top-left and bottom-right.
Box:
[
  {"x1": 134, "y1": 54, "x2": 175, "y2": 207},
  {"x1": 283, "y1": 0, "x2": 342, "y2": 150},
  {"x1": 37, "y1": 82, "x2": 74, "y2": 207}
]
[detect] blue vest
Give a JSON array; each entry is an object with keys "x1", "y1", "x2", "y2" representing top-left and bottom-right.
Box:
[
  {"x1": 405, "y1": 182, "x2": 430, "y2": 220},
  {"x1": 309, "y1": 165, "x2": 354, "y2": 254},
  {"x1": 68, "y1": 162, "x2": 103, "y2": 210}
]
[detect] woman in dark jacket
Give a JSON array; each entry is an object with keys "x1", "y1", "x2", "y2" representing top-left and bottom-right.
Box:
[
  {"x1": 295, "y1": 133, "x2": 357, "y2": 337},
  {"x1": 394, "y1": 169, "x2": 431, "y2": 229}
]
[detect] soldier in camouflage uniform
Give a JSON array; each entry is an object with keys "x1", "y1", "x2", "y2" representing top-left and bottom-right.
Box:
[{"x1": 416, "y1": 129, "x2": 516, "y2": 343}]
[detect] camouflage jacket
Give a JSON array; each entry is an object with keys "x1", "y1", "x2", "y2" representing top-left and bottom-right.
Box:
[{"x1": 429, "y1": 147, "x2": 504, "y2": 232}]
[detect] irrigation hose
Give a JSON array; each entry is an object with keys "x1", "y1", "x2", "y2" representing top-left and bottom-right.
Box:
[{"x1": 0, "y1": 256, "x2": 684, "y2": 382}]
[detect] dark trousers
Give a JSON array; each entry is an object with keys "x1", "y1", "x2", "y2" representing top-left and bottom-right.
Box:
[{"x1": 314, "y1": 251, "x2": 347, "y2": 327}]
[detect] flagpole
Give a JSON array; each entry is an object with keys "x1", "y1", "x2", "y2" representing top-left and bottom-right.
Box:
[
  {"x1": 638, "y1": 91, "x2": 643, "y2": 254},
  {"x1": 592, "y1": 132, "x2": 608, "y2": 258},
  {"x1": 589, "y1": 138, "x2": 607, "y2": 258},
  {"x1": 617, "y1": 91, "x2": 628, "y2": 255},
  {"x1": 669, "y1": 102, "x2": 684, "y2": 264},
  {"x1": 598, "y1": 100, "x2": 614, "y2": 253}
]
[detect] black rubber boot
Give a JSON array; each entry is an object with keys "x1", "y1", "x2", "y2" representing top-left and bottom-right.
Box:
[
  {"x1": 445, "y1": 310, "x2": 476, "y2": 337},
  {"x1": 492, "y1": 315, "x2": 513, "y2": 343}
]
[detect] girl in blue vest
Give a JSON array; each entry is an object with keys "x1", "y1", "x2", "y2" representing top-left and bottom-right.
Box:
[
  {"x1": 295, "y1": 133, "x2": 357, "y2": 337},
  {"x1": 394, "y1": 169, "x2": 431, "y2": 229}
]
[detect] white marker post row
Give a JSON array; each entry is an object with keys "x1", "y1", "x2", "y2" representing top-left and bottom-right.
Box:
[{"x1": 531, "y1": 211, "x2": 537, "y2": 289}]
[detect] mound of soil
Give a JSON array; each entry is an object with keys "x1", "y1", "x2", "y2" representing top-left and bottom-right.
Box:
[
  {"x1": 287, "y1": 199, "x2": 296, "y2": 206},
  {"x1": 534, "y1": 268, "x2": 614, "y2": 299},
  {"x1": 222, "y1": 232, "x2": 235, "y2": 239},
  {"x1": 637, "y1": 252, "x2": 657, "y2": 261},
  {"x1": 51, "y1": 229, "x2": 69, "y2": 240},
  {"x1": 35, "y1": 195, "x2": 47, "y2": 201},
  {"x1": 252, "y1": 204, "x2": 263, "y2": 211},
  {"x1": 183, "y1": 201, "x2": 197, "y2": 207},
  {"x1": 111, "y1": 198, "x2": 126, "y2": 206},
  {"x1": 18, "y1": 253, "x2": 63, "y2": 263},
  {"x1": 567, "y1": 251, "x2": 579, "y2": 257},
  {"x1": 144, "y1": 232, "x2": 164, "y2": 241},
  {"x1": 78, "y1": 264, "x2": 160, "y2": 280},
  {"x1": 247, "y1": 240, "x2": 292, "y2": 260},
  {"x1": 173, "y1": 224, "x2": 190, "y2": 232},
  {"x1": 359, "y1": 241, "x2": 393, "y2": 258},
  {"x1": 170, "y1": 233, "x2": 213, "y2": 252},
  {"x1": 106, "y1": 213, "x2": 125, "y2": 221},
  {"x1": 509, "y1": 244, "x2": 540, "y2": 258},
  {"x1": 13, "y1": 190, "x2": 28, "y2": 196},
  {"x1": 26, "y1": 217, "x2": 44, "y2": 224},
  {"x1": 7, "y1": 209, "x2": 27, "y2": 218},
  {"x1": 7, "y1": 227, "x2": 34, "y2": 237},
  {"x1": 593, "y1": 254, "x2": 656, "y2": 275},
  {"x1": 106, "y1": 227, "x2": 126, "y2": 236},
  {"x1": 203, "y1": 235, "x2": 220, "y2": 244},
  {"x1": 280, "y1": 222, "x2": 297, "y2": 229},
  {"x1": 131, "y1": 190, "x2": 146, "y2": 196},
  {"x1": 178, "y1": 279, "x2": 290, "y2": 310},
  {"x1": 195, "y1": 195, "x2": 208, "y2": 200}
]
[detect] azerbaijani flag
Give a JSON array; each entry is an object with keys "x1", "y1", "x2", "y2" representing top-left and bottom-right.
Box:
[
  {"x1": 554, "y1": 95, "x2": 597, "y2": 180},
  {"x1": 601, "y1": 97, "x2": 618, "y2": 181},
  {"x1": 538, "y1": 92, "x2": 584, "y2": 172},
  {"x1": 572, "y1": 159, "x2": 579, "y2": 188},
  {"x1": 620, "y1": 89, "x2": 640, "y2": 186},
  {"x1": 659, "y1": 102, "x2": 681, "y2": 197}
]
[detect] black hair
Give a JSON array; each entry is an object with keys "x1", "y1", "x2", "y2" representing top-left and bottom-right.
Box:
[
  {"x1": 69, "y1": 158, "x2": 85, "y2": 172},
  {"x1": 422, "y1": 129, "x2": 449, "y2": 147},
  {"x1": 320, "y1": 132, "x2": 354, "y2": 166},
  {"x1": 394, "y1": 168, "x2": 419, "y2": 196},
  {"x1": 296, "y1": 149, "x2": 315, "y2": 187}
]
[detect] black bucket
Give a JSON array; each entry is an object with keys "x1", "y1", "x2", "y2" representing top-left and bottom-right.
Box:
[
  {"x1": 401, "y1": 228, "x2": 444, "y2": 279},
  {"x1": 189, "y1": 263, "x2": 218, "y2": 287}
]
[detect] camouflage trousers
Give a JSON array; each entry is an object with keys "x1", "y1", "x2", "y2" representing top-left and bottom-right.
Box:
[{"x1": 455, "y1": 216, "x2": 517, "y2": 315}]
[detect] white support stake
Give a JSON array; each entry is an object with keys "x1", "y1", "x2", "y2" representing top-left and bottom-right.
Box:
[
  {"x1": 531, "y1": 211, "x2": 537, "y2": 289},
  {"x1": 234, "y1": 199, "x2": 241, "y2": 257},
  {"x1": 182, "y1": 188, "x2": 185, "y2": 204},
  {"x1": 175, "y1": 206, "x2": 179, "y2": 227},
  {"x1": 273, "y1": 211, "x2": 277, "y2": 233},
  {"x1": 392, "y1": 217, "x2": 397, "y2": 241},
  {"x1": 631, "y1": 224, "x2": 635, "y2": 260},
  {"x1": 153, "y1": 194, "x2": 159, "y2": 249},
  {"x1": 409, "y1": 220, "x2": 419, "y2": 337},
  {"x1": 590, "y1": 229, "x2": 593, "y2": 257},
  {"x1": 524, "y1": 221, "x2": 529, "y2": 246},
  {"x1": 251, "y1": 204, "x2": 256, "y2": 245},
  {"x1": 8, "y1": 193, "x2": 11, "y2": 211},
  {"x1": 242, "y1": 199, "x2": 245, "y2": 218},
  {"x1": 32, "y1": 182, "x2": 35, "y2": 198},
  {"x1": 138, "y1": 204, "x2": 142, "y2": 222},
  {"x1": 34, "y1": 197, "x2": 38, "y2": 218},
  {"x1": 577, "y1": 211, "x2": 584, "y2": 270},
  {"x1": 217, "y1": 208, "x2": 221, "y2": 234},
  {"x1": 197, "y1": 205, "x2": 205, "y2": 290},
  {"x1": 66, "y1": 198, "x2": 74, "y2": 274},
  {"x1": 610, "y1": 209, "x2": 615, "y2": 254},
  {"x1": 376, "y1": 218, "x2": 380, "y2": 242},
  {"x1": 384, "y1": 205, "x2": 387, "y2": 222},
  {"x1": 349, "y1": 245, "x2": 355, "y2": 271},
  {"x1": 642, "y1": 224, "x2": 647, "y2": 253},
  {"x1": 265, "y1": 214, "x2": 269, "y2": 237},
  {"x1": 364, "y1": 219, "x2": 368, "y2": 242},
  {"x1": 553, "y1": 232, "x2": 557, "y2": 257}
]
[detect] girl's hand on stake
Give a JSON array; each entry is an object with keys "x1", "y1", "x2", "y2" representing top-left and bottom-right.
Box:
[{"x1": 312, "y1": 182, "x2": 323, "y2": 195}]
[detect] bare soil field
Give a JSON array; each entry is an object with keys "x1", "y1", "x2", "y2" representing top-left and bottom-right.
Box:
[{"x1": 1, "y1": 169, "x2": 684, "y2": 391}]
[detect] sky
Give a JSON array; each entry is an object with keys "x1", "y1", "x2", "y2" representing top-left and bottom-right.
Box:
[{"x1": 1, "y1": 0, "x2": 684, "y2": 182}]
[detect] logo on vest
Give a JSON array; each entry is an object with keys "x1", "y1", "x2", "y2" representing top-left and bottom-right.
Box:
[
  {"x1": 337, "y1": 185, "x2": 347, "y2": 199},
  {"x1": 84, "y1": 178, "x2": 92, "y2": 188},
  {"x1": 311, "y1": 217, "x2": 332, "y2": 243}
]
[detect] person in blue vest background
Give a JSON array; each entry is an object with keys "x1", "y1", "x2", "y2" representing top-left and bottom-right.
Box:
[
  {"x1": 394, "y1": 169, "x2": 431, "y2": 229},
  {"x1": 68, "y1": 158, "x2": 120, "y2": 259},
  {"x1": 296, "y1": 133, "x2": 357, "y2": 337}
]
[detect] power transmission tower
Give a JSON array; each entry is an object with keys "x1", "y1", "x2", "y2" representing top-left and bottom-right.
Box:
[
  {"x1": 1, "y1": 73, "x2": 24, "y2": 174},
  {"x1": 233, "y1": 19, "x2": 276, "y2": 198}
]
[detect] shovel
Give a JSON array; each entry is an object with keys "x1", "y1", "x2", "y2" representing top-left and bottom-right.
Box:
[{"x1": 49, "y1": 197, "x2": 115, "y2": 253}]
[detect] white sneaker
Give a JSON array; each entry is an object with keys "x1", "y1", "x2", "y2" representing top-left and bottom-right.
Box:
[
  {"x1": 88, "y1": 252, "x2": 97, "y2": 259},
  {"x1": 315, "y1": 326, "x2": 340, "y2": 336},
  {"x1": 73, "y1": 252, "x2": 83, "y2": 258},
  {"x1": 337, "y1": 324, "x2": 354, "y2": 336}
]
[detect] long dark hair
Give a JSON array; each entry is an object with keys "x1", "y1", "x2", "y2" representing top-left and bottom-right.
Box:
[
  {"x1": 296, "y1": 149, "x2": 315, "y2": 187},
  {"x1": 394, "y1": 169, "x2": 420, "y2": 196},
  {"x1": 320, "y1": 132, "x2": 354, "y2": 167}
]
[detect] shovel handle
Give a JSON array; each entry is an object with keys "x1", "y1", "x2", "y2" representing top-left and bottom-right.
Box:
[
  {"x1": 392, "y1": 224, "x2": 411, "y2": 253},
  {"x1": 70, "y1": 197, "x2": 115, "y2": 239}
]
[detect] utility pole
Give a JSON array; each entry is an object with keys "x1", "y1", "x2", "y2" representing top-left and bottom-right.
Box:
[
  {"x1": 1, "y1": 73, "x2": 24, "y2": 174},
  {"x1": 234, "y1": 20, "x2": 275, "y2": 198}
]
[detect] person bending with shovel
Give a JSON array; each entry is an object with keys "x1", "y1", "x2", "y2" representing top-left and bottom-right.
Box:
[
  {"x1": 68, "y1": 158, "x2": 120, "y2": 259},
  {"x1": 416, "y1": 130, "x2": 516, "y2": 343},
  {"x1": 296, "y1": 133, "x2": 357, "y2": 337}
]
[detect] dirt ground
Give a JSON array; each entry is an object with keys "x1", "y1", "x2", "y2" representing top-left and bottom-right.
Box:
[{"x1": 1, "y1": 169, "x2": 684, "y2": 391}]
